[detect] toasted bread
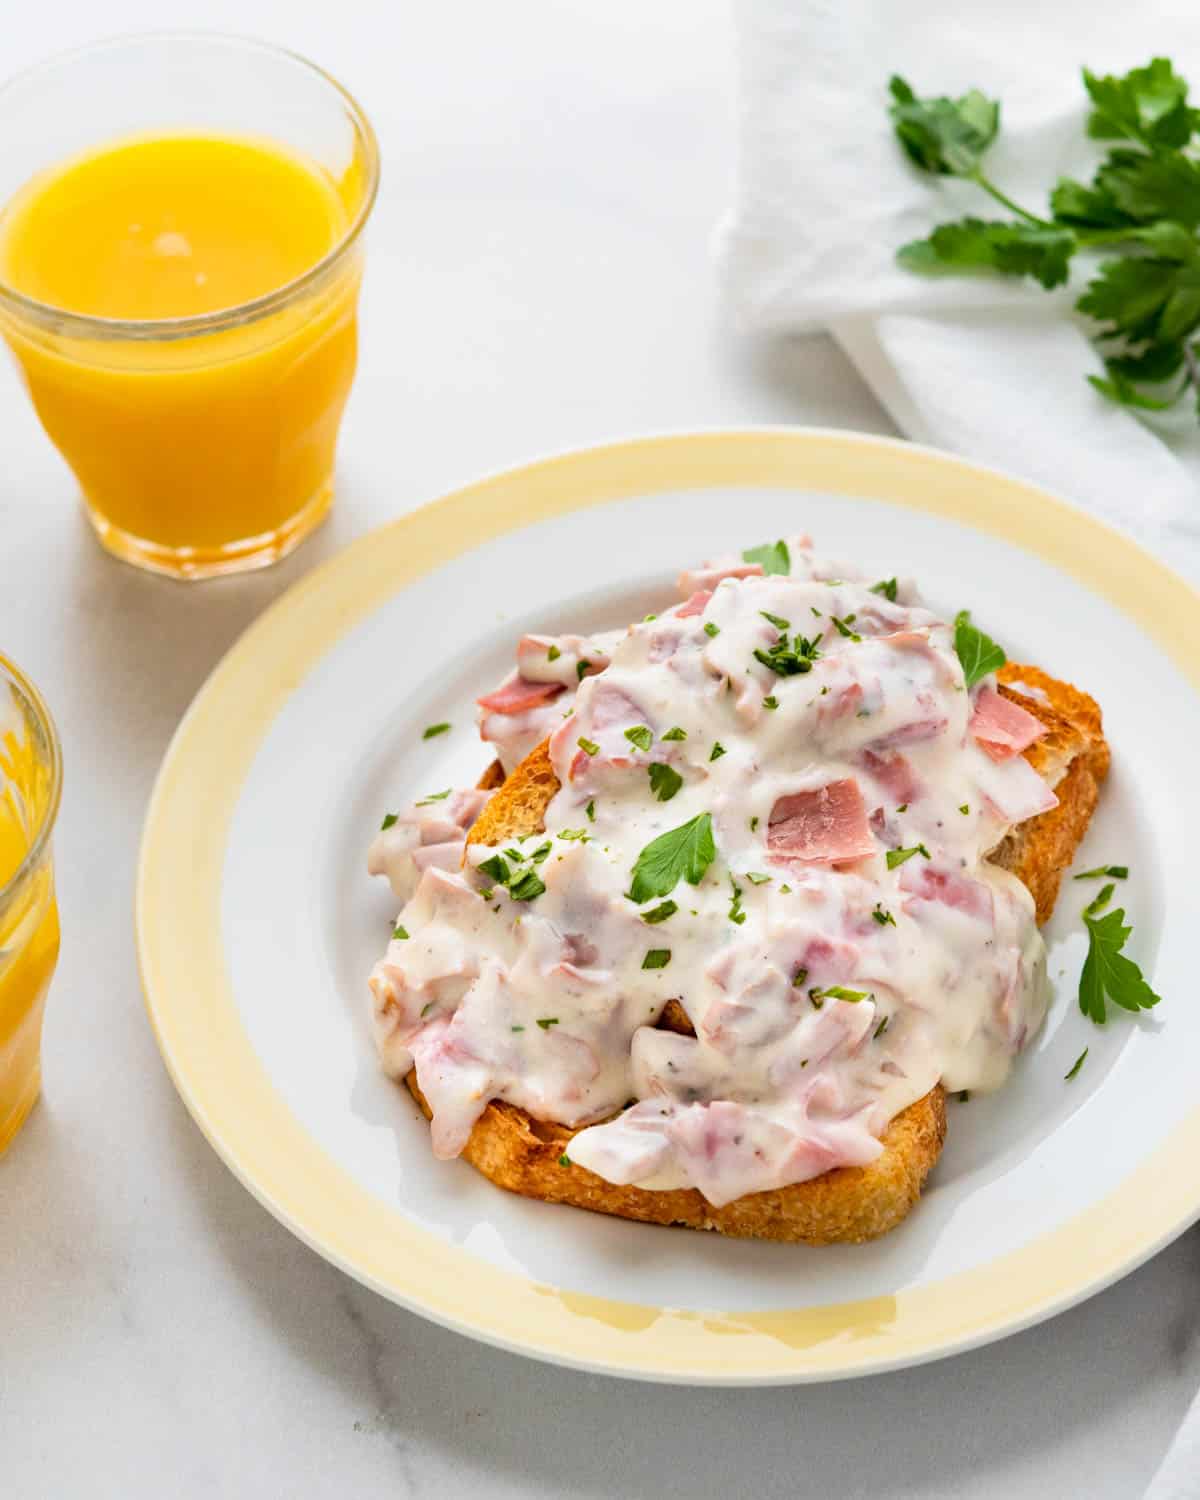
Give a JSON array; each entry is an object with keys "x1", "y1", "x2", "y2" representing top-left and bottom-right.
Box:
[{"x1": 403, "y1": 664, "x2": 1107, "y2": 1243}]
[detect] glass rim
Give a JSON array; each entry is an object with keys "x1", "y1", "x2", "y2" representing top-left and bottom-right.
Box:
[
  {"x1": 0, "y1": 652, "x2": 62, "y2": 909},
  {"x1": 0, "y1": 31, "x2": 381, "y2": 342}
]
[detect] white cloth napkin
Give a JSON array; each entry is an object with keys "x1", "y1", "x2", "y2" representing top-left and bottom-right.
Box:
[
  {"x1": 719, "y1": 5, "x2": 1200, "y2": 1491},
  {"x1": 717, "y1": 0, "x2": 1200, "y2": 559}
]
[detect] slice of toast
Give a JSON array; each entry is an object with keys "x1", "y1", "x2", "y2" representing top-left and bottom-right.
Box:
[{"x1": 404, "y1": 663, "x2": 1108, "y2": 1243}]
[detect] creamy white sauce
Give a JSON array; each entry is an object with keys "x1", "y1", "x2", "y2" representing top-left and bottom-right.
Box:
[{"x1": 369, "y1": 541, "x2": 1054, "y2": 1207}]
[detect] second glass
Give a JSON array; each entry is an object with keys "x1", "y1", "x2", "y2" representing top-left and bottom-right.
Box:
[{"x1": 0, "y1": 35, "x2": 380, "y2": 579}]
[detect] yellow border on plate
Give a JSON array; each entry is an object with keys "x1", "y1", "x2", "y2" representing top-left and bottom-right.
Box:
[{"x1": 137, "y1": 430, "x2": 1200, "y2": 1384}]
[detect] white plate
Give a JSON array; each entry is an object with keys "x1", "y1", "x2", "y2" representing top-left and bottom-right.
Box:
[{"x1": 137, "y1": 430, "x2": 1200, "y2": 1383}]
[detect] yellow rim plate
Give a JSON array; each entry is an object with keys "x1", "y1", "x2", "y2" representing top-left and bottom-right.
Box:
[{"x1": 137, "y1": 430, "x2": 1200, "y2": 1383}]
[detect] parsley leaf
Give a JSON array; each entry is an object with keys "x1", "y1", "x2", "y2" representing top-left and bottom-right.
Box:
[
  {"x1": 709, "y1": 741, "x2": 726, "y2": 762},
  {"x1": 422, "y1": 722, "x2": 451, "y2": 739},
  {"x1": 1078, "y1": 906, "x2": 1162, "y2": 1023},
  {"x1": 585, "y1": 799, "x2": 596, "y2": 821},
  {"x1": 508, "y1": 870, "x2": 546, "y2": 902},
  {"x1": 624, "y1": 725, "x2": 653, "y2": 752},
  {"x1": 886, "y1": 843, "x2": 931, "y2": 869},
  {"x1": 809, "y1": 985, "x2": 871, "y2": 1003},
  {"x1": 1085, "y1": 881, "x2": 1116, "y2": 916},
  {"x1": 642, "y1": 948, "x2": 671, "y2": 970},
  {"x1": 954, "y1": 609, "x2": 1007, "y2": 688},
  {"x1": 1083, "y1": 59, "x2": 1196, "y2": 149},
  {"x1": 703, "y1": 622, "x2": 720, "y2": 638},
  {"x1": 831, "y1": 613, "x2": 862, "y2": 641},
  {"x1": 628, "y1": 812, "x2": 716, "y2": 902},
  {"x1": 661, "y1": 726, "x2": 687, "y2": 741},
  {"x1": 547, "y1": 644, "x2": 561, "y2": 661},
  {"x1": 477, "y1": 854, "x2": 510, "y2": 884},
  {"x1": 416, "y1": 788, "x2": 453, "y2": 806},
  {"x1": 870, "y1": 577, "x2": 899, "y2": 601},
  {"x1": 761, "y1": 610, "x2": 791, "y2": 629},
  {"x1": 648, "y1": 763, "x2": 683, "y2": 802},
  {"x1": 872, "y1": 903, "x2": 896, "y2": 927},
  {"x1": 1074, "y1": 864, "x2": 1129, "y2": 880},
  {"x1": 536, "y1": 1017, "x2": 559, "y2": 1029},
  {"x1": 742, "y1": 539, "x2": 791, "y2": 575},
  {"x1": 380, "y1": 812, "x2": 399, "y2": 831},
  {"x1": 642, "y1": 900, "x2": 678, "y2": 924},
  {"x1": 393, "y1": 924, "x2": 409, "y2": 940},
  {"x1": 1064, "y1": 1047, "x2": 1089, "y2": 1081},
  {"x1": 577, "y1": 737, "x2": 599, "y2": 756},
  {"x1": 888, "y1": 75, "x2": 1000, "y2": 176},
  {"x1": 899, "y1": 217, "x2": 1076, "y2": 290}
]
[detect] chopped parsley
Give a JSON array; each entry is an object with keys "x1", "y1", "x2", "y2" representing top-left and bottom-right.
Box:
[
  {"x1": 511, "y1": 1024, "x2": 525, "y2": 1032},
  {"x1": 416, "y1": 788, "x2": 453, "y2": 806},
  {"x1": 1074, "y1": 864, "x2": 1129, "y2": 881},
  {"x1": 871, "y1": 577, "x2": 899, "y2": 602},
  {"x1": 585, "y1": 799, "x2": 596, "y2": 821},
  {"x1": 661, "y1": 726, "x2": 687, "y2": 741},
  {"x1": 727, "y1": 875, "x2": 747, "y2": 925},
  {"x1": 624, "y1": 724, "x2": 654, "y2": 752},
  {"x1": 547, "y1": 644, "x2": 561, "y2": 661},
  {"x1": 648, "y1": 762, "x2": 683, "y2": 802},
  {"x1": 746, "y1": 872, "x2": 772, "y2": 885},
  {"x1": 809, "y1": 985, "x2": 871, "y2": 1003},
  {"x1": 896, "y1": 803, "x2": 908, "y2": 813},
  {"x1": 1084, "y1": 882, "x2": 1116, "y2": 917},
  {"x1": 504, "y1": 847, "x2": 523, "y2": 860},
  {"x1": 392, "y1": 924, "x2": 409, "y2": 940},
  {"x1": 642, "y1": 900, "x2": 678, "y2": 924},
  {"x1": 557, "y1": 828, "x2": 589, "y2": 842},
  {"x1": 761, "y1": 610, "x2": 791, "y2": 630},
  {"x1": 1079, "y1": 906, "x2": 1161, "y2": 1024},
  {"x1": 831, "y1": 614, "x2": 862, "y2": 641},
  {"x1": 477, "y1": 854, "x2": 510, "y2": 884},
  {"x1": 508, "y1": 870, "x2": 547, "y2": 902},
  {"x1": 1064, "y1": 1048, "x2": 1088, "y2": 1081},
  {"x1": 577, "y1": 736, "x2": 599, "y2": 756},
  {"x1": 754, "y1": 631, "x2": 823, "y2": 677},
  {"x1": 420, "y1": 1002, "x2": 434, "y2": 1017},
  {"x1": 558, "y1": 1154, "x2": 572, "y2": 1168},
  {"x1": 886, "y1": 843, "x2": 931, "y2": 869},
  {"x1": 959, "y1": 803, "x2": 970, "y2": 815},
  {"x1": 762, "y1": 695, "x2": 779, "y2": 710},
  {"x1": 874, "y1": 1015, "x2": 889, "y2": 1039},
  {"x1": 704, "y1": 622, "x2": 721, "y2": 638},
  {"x1": 642, "y1": 948, "x2": 672, "y2": 970},
  {"x1": 872, "y1": 903, "x2": 896, "y2": 927},
  {"x1": 780, "y1": 882, "x2": 792, "y2": 893},
  {"x1": 750, "y1": 816, "x2": 759, "y2": 831},
  {"x1": 709, "y1": 741, "x2": 727, "y2": 761},
  {"x1": 380, "y1": 812, "x2": 399, "y2": 831},
  {"x1": 629, "y1": 812, "x2": 716, "y2": 902},
  {"x1": 792, "y1": 966, "x2": 809, "y2": 988},
  {"x1": 576, "y1": 660, "x2": 593, "y2": 681},
  {"x1": 953, "y1": 609, "x2": 1006, "y2": 689},
  {"x1": 422, "y1": 722, "x2": 451, "y2": 739},
  {"x1": 536, "y1": 1017, "x2": 559, "y2": 1030},
  {"x1": 742, "y1": 539, "x2": 791, "y2": 575}
]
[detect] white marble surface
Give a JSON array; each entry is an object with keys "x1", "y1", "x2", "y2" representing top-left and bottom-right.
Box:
[{"x1": 2, "y1": 3, "x2": 1198, "y2": 1496}]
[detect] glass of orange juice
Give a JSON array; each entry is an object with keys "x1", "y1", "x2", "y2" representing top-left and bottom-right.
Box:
[
  {"x1": 0, "y1": 655, "x2": 61, "y2": 1154},
  {"x1": 0, "y1": 35, "x2": 379, "y2": 579}
]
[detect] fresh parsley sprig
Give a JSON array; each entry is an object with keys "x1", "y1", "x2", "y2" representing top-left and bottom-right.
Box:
[
  {"x1": 889, "y1": 62, "x2": 1200, "y2": 417},
  {"x1": 1078, "y1": 905, "x2": 1162, "y2": 1023}
]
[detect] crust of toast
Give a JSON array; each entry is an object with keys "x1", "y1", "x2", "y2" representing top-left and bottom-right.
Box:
[{"x1": 403, "y1": 664, "x2": 1107, "y2": 1243}]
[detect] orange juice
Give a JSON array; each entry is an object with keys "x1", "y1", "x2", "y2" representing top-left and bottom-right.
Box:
[
  {"x1": 0, "y1": 733, "x2": 59, "y2": 1154},
  {"x1": 0, "y1": 132, "x2": 369, "y2": 577}
]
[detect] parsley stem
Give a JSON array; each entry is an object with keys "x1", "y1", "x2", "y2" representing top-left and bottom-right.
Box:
[{"x1": 970, "y1": 170, "x2": 1048, "y2": 227}]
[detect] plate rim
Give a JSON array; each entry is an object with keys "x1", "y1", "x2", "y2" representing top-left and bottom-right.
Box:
[{"x1": 135, "y1": 427, "x2": 1200, "y2": 1384}]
